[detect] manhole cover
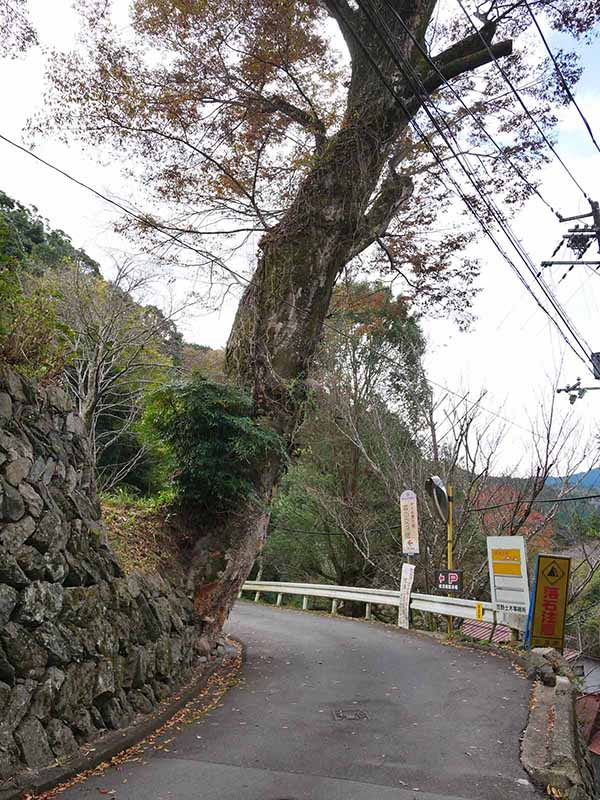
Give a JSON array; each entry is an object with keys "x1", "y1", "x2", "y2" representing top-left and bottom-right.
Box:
[{"x1": 332, "y1": 708, "x2": 369, "y2": 721}]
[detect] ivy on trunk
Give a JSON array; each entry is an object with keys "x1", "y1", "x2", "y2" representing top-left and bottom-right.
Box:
[{"x1": 36, "y1": 0, "x2": 599, "y2": 635}]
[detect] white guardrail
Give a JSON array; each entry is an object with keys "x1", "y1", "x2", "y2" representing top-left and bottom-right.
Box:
[{"x1": 241, "y1": 580, "x2": 527, "y2": 632}]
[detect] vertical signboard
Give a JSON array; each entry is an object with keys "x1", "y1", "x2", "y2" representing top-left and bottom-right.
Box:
[
  {"x1": 527, "y1": 555, "x2": 571, "y2": 652},
  {"x1": 397, "y1": 562, "x2": 415, "y2": 629},
  {"x1": 487, "y1": 536, "x2": 530, "y2": 615},
  {"x1": 400, "y1": 490, "x2": 419, "y2": 555}
]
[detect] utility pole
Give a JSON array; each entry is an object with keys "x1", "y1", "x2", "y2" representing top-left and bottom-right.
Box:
[
  {"x1": 557, "y1": 377, "x2": 600, "y2": 404},
  {"x1": 446, "y1": 485, "x2": 454, "y2": 637},
  {"x1": 425, "y1": 476, "x2": 454, "y2": 636},
  {"x1": 543, "y1": 198, "x2": 600, "y2": 399},
  {"x1": 541, "y1": 198, "x2": 600, "y2": 277}
]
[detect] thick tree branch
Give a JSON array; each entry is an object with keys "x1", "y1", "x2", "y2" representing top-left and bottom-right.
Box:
[
  {"x1": 434, "y1": 20, "x2": 498, "y2": 64},
  {"x1": 348, "y1": 172, "x2": 414, "y2": 260},
  {"x1": 421, "y1": 19, "x2": 513, "y2": 93},
  {"x1": 423, "y1": 38, "x2": 513, "y2": 93},
  {"x1": 255, "y1": 93, "x2": 327, "y2": 149}
]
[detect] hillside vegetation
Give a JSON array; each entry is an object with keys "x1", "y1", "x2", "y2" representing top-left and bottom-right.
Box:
[{"x1": 2, "y1": 189, "x2": 599, "y2": 643}]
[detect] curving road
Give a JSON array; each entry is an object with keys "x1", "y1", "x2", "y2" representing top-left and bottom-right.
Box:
[{"x1": 62, "y1": 601, "x2": 538, "y2": 800}]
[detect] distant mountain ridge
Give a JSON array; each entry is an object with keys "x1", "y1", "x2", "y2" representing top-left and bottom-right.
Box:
[{"x1": 546, "y1": 468, "x2": 600, "y2": 490}]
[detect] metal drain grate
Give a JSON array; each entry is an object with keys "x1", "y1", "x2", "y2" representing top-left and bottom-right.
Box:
[{"x1": 332, "y1": 708, "x2": 369, "y2": 721}]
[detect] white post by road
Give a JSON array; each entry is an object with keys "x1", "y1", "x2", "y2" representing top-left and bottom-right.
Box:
[{"x1": 398, "y1": 563, "x2": 415, "y2": 628}]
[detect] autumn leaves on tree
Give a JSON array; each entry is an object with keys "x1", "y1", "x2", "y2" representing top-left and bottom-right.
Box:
[{"x1": 32, "y1": 0, "x2": 600, "y2": 631}]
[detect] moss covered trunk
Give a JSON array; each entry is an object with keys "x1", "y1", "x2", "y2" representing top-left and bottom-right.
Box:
[
  {"x1": 191, "y1": 97, "x2": 413, "y2": 634},
  {"x1": 186, "y1": 3, "x2": 513, "y2": 636}
]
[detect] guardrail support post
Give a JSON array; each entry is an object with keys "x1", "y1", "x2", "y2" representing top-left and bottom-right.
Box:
[
  {"x1": 365, "y1": 603, "x2": 371, "y2": 620},
  {"x1": 331, "y1": 599, "x2": 338, "y2": 615},
  {"x1": 254, "y1": 591, "x2": 261, "y2": 602},
  {"x1": 302, "y1": 596, "x2": 309, "y2": 611},
  {"x1": 276, "y1": 593, "x2": 283, "y2": 606}
]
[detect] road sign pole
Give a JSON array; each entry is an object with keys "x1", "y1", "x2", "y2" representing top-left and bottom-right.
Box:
[
  {"x1": 406, "y1": 554, "x2": 413, "y2": 627},
  {"x1": 447, "y1": 485, "x2": 454, "y2": 636}
]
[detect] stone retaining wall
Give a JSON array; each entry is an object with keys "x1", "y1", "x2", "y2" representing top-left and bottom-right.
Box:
[{"x1": 0, "y1": 368, "x2": 210, "y2": 781}]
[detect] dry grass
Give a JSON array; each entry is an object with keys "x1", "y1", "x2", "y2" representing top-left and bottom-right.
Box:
[{"x1": 101, "y1": 496, "x2": 181, "y2": 577}]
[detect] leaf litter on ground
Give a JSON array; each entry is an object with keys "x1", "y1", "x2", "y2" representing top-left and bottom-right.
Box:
[{"x1": 24, "y1": 640, "x2": 242, "y2": 799}]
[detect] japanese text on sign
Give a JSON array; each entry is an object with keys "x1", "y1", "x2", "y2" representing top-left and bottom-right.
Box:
[
  {"x1": 398, "y1": 562, "x2": 415, "y2": 629},
  {"x1": 437, "y1": 569, "x2": 463, "y2": 593},
  {"x1": 529, "y1": 555, "x2": 571, "y2": 652},
  {"x1": 400, "y1": 490, "x2": 419, "y2": 555},
  {"x1": 487, "y1": 536, "x2": 529, "y2": 616}
]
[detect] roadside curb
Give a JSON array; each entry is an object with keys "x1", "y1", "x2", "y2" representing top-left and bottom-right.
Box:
[
  {"x1": 0, "y1": 641, "x2": 241, "y2": 800},
  {"x1": 520, "y1": 648, "x2": 597, "y2": 799}
]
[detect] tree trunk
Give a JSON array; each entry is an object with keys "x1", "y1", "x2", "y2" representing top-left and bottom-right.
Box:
[
  {"x1": 191, "y1": 105, "x2": 413, "y2": 635},
  {"x1": 186, "y1": 4, "x2": 513, "y2": 637}
]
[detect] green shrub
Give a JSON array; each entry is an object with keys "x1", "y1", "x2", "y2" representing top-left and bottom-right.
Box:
[
  {"x1": 0, "y1": 268, "x2": 72, "y2": 379},
  {"x1": 142, "y1": 375, "x2": 285, "y2": 515}
]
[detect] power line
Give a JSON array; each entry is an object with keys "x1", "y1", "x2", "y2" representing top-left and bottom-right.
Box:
[
  {"x1": 470, "y1": 492, "x2": 600, "y2": 512},
  {"x1": 378, "y1": 0, "x2": 561, "y2": 219},
  {"x1": 0, "y1": 131, "x2": 546, "y2": 439},
  {"x1": 270, "y1": 492, "x2": 600, "y2": 537},
  {"x1": 371, "y1": 0, "x2": 597, "y2": 372},
  {"x1": 370, "y1": 0, "x2": 594, "y2": 369},
  {"x1": 453, "y1": 0, "x2": 591, "y2": 202},
  {"x1": 350, "y1": 0, "x2": 594, "y2": 372},
  {"x1": 522, "y1": 0, "x2": 600, "y2": 157}
]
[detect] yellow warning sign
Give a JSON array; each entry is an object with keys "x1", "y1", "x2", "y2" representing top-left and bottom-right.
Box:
[{"x1": 530, "y1": 555, "x2": 571, "y2": 652}]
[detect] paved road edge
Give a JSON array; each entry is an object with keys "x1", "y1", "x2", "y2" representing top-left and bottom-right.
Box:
[{"x1": 0, "y1": 639, "x2": 243, "y2": 800}]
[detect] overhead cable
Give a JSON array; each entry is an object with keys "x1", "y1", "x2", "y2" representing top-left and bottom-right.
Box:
[
  {"x1": 453, "y1": 0, "x2": 591, "y2": 201},
  {"x1": 271, "y1": 492, "x2": 600, "y2": 537},
  {"x1": 0, "y1": 131, "x2": 547, "y2": 439},
  {"x1": 522, "y1": 0, "x2": 600, "y2": 157},
  {"x1": 378, "y1": 0, "x2": 561, "y2": 219},
  {"x1": 348, "y1": 0, "x2": 594, "y2": 372}
]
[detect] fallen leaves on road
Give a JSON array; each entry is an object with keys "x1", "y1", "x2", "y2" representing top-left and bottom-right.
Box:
[{"x1": 25, "y1": 640, "x2": 242, "y2": 800}]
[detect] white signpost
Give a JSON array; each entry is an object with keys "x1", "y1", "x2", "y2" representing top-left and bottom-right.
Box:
[
  {"x1": 398, "y1": 562, "x2": 415, "y2": 629},
  {"x1": 400, "y1": 490, "x2": 419, "y2": 555},
  {"x1": 486, "y1": 536, "x2": 530, "y2": 625}
]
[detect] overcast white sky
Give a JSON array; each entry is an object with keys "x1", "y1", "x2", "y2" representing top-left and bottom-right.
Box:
[{"x1": 1, "y1": 0, "x2": 599, "y2": 472}]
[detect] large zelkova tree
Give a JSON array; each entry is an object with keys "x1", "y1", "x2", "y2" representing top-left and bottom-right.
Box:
[{"x1": 34, "y1": 0, "x2": 599, "y2": 632}]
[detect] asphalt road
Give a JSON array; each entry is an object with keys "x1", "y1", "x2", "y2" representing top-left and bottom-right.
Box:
[{"x1": 62, "y1": 602, "x2": 538, "y2": 800}]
